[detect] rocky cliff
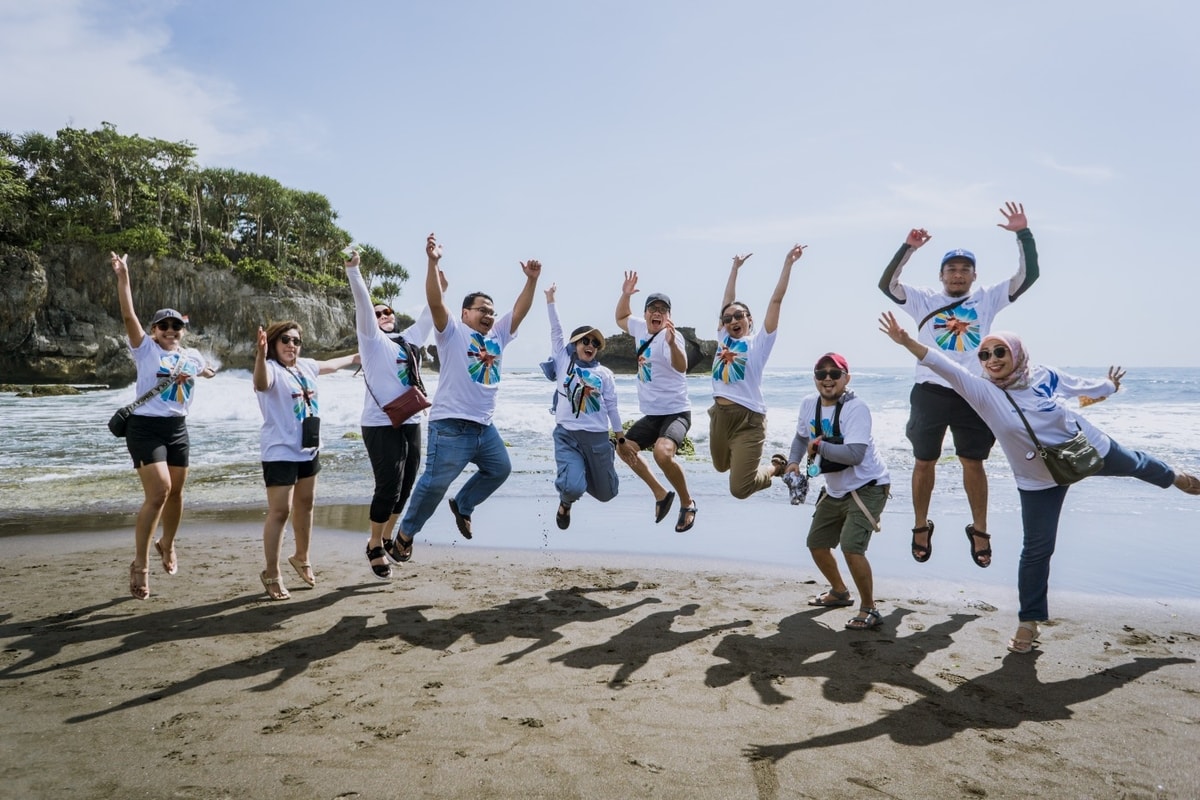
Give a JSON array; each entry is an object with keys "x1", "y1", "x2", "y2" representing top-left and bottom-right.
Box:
[
  {"x1": 0, "y1": 245, "x2": 718, "y2": 386},
  {"x1": 0, "y1": 244, "x2": 361, "y2": 386}
]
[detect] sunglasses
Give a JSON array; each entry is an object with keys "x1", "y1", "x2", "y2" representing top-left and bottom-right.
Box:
[
  {"x1": 645, "y1": 304, "x2": 669, "y2": 314},
  {"x1": 468, "y1": 306, "x2": 496, "y2": 317},
  {"x1": 576, "y1": 336, "x2": 602, "y2": 349},
  {"x1": 814, "y1": 369, "x2": 845, "y2": 381},
  {"x1": 721, "y1": 311, "x2": 748, "y2": 325},
  {"x1": 279, "y1": 334, "x2": 302, "y2": 346},
  {"x1": 375, "y1": 308, "x2": 394, "y2": 318},
  {"x1": 155, "y1": 320, "x2": 184, "y2": 331},
  {"x1": 977, "y1": 346, "x2": 1009, "y2": 361}
]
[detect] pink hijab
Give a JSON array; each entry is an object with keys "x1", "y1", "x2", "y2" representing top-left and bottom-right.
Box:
[{"x1": 980, "y1": 331, "x2": 1031, "y2": 390}]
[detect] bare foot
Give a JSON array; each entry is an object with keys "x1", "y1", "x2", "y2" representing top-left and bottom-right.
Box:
[
  {"x1": 129, "y1": 562, "x2": 150, "y2": 600},
  {"x1": 154, "y1": 539, "x2": 178, "y2": 575}
]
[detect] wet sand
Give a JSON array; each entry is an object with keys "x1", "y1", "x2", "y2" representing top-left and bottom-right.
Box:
[{"x1": 2, "y1": 509, "x2": 1199, "y2": 799}]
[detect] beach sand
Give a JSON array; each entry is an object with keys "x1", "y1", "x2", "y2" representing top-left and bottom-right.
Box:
[{"x1": 2, "y1": 513, "x2": 1199, "y2": 799}]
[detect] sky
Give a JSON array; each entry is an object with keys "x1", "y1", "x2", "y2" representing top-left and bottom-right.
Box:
[{"x1": 2, "y1": 0, "x2": 1198, "y2": 369}]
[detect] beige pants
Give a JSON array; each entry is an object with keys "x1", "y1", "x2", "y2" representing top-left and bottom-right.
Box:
[{"x1": 707, "y1": 401, "x2": 774, "y2": 499}]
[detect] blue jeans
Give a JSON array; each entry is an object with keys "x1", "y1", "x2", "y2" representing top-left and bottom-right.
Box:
[
  {"x1": 554, "y1": 427, "x2": 619, "y2": 506},
  {"x1": 399, "y1": 419, "x2": 512, "y2": 536},
  {"x1": 1016, "y1": 436, "x2": 1176, "y2": 621}
]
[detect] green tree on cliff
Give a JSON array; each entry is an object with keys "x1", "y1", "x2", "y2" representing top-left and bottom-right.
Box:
[{"x1": 0, "y1": 123, "x2": 405, "y2": 293}]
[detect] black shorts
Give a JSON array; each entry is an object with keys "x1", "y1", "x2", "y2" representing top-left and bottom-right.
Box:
[
  {"x1": 126, "y1": 415, "x2": 190, "y2": 469},
  {"x1": 262, "y1": 455, "x2": 321, "y2": 487},
  {"x1": 906, "y1": 382, "x2": 995, "y2": 461},
  {"x1": 626, "y1": 412, "x2": 692, "y2": 450}
]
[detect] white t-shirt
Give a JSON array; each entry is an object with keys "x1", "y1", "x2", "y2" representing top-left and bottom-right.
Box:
[
  {"x1": 626, "y1": 316, "x2": 690, "y2": 415},
  {"x1": 897, "y1": 280, "x2": 1012, "y2": 388},
  {"x1": 795, "y1": 394, "x2": 890, "y2": 498},
  {"x1": 547, "y1": 302, "x2": 622, "y2": 433},
  {"x1": 128, "y1": 337, "x2": 207, "y2": 417},
  {"x1": 919, "y1": 349, "x2": 1113, "y2": 491},
  {"x1": 256, "y1": 358, "x2": 320, "y2": 462},
  {"x1": 347, "y1": 265, "x2": 435, "y2": 427},
  {"x1": 429, "y1": 313, "x2": 516, "y2": 425},
  {"x1": 710, "y1": 325, "x2": 776, "y2": 414}
]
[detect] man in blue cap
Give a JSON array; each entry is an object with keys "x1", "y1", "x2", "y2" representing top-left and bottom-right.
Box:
[{"x1": 878, "y1": 202, "x2": 1039, "y2": 570}]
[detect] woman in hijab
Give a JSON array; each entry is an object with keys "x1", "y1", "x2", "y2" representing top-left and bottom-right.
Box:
[{"x1": 880, "y1": 312, "x2": 1200, "y2": 654}]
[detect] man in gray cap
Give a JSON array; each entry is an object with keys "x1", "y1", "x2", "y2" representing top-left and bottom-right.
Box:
[
  {"x1": 614, "y1": 272, "x2": 697, "y2": 532},
  {"x1": 878, "y1": 201, "x2": 1039, "y2": 569}
]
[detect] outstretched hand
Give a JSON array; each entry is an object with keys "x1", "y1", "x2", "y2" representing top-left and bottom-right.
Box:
[
  {"x1": 905, "y1": 228, "x2": 932, "y2": 248},
  {"x1": 783, "y1": 244, "x2": 806, "y2": 266},
  {"x1": 878, "y1": 311, "x2": 911, "y2": 345},
  {"x1": 621, "y1": 270, "x2": 639, "y2": 296},
  {"x1": 544, "y1": 282, "x2": 557, "y2": 303},
  {"x1": 732, "y1": 252, "x2": 753, "y2": 269},
  {"x1": 997, "y1": 201, "x2": 1028, "y2": 232},
  {"x1": 110, "y1": 251, "x2": 129, "y2": 277},
  {"x1": 256, "y1": 325, "x2": 268, "y2": 356},
  {"x1": 1108, "y1": 365, "x2": 1126, "y2": 391},
  {"x1": 344, "y1": 248, "x2": 361, "y2": 269}
]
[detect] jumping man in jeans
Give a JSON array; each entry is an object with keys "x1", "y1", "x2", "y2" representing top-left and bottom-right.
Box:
[{"x1": 382, "y1": 234, "x2": 541, "y2": 573}]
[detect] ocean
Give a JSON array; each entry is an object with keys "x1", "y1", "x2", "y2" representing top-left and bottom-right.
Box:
[{"x1": 2, "y1": 366, "x2": 1198, "y2": 599}]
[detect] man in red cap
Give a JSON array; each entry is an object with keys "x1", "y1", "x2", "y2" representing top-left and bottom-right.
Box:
[{"x1": 785, "y1": 353, "x2": 891, "y2": 630}]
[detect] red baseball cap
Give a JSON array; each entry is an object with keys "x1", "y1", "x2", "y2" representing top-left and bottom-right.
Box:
[{"x1": 814, "y1": 352, "x2": 849, "y2": 372}]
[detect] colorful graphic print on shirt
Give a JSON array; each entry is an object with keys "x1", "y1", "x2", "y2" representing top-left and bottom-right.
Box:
[
  {"x1": 467, "y1": 331, "x2": 502, "y2": 385},
  {"x1": 931, "y1": 306, "x2": 982, "y2": 352},
  {"x1": 394, "y1": 347, "x2": 413, "y2": 387},
  {"x1": 637, "y1": 338, "x2": 654, "y2": 383},
  {"x1": 288, "y1": 371, "x2": 318, "y2": 420},
  {"x1": 562, "y1": 367, "x2": 603, "y2": 417},
  {"x1": 157, "y1": 353, "x2": 200, "y2": 404},
  {"x1": 712, "y1": 336, "x2": 748, "y2": 384}
]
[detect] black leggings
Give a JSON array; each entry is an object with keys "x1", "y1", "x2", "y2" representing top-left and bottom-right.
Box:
[{"x1": 362, "y1": 424, "x2": 422, "y2": 523}]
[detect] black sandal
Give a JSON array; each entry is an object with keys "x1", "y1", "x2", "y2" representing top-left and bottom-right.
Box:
[
  {"x1": 382, "y1": 534, "x2": 413, "y2": 564},
  {"x1": 366, "y1": 543, "x2": 392, "y2": 579},
  {"x1": 966, "y1": 525, "x2": 991, "y2": 568},
  {"x1": 654, "y1": 491, "x2": 675, "y2": 523},
  {"x1": 911, "y1": 519, "x2": 934, "y2": 563},
  {"x1": 556, "y1": 502, "x2": 571, "y2": 530}
]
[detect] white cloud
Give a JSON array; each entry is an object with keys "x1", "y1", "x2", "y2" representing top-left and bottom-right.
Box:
[
  {"x1": 1038, "y1": 155, "x2": 1115, "y2": 183},
  {"x1": 0, "y1": 0, "x2": 267, "y2": 162}
]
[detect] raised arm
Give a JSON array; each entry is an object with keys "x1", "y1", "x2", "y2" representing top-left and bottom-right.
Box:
[
  {"x1": 344, "y1": 249, "x2": 386, "y2": 341},
  {"x1": 997, "y1": 202, "x2": 1040, "y2": 302},
  {"x1": 110, "y1": 252, "x2": 145, "y2": 347},
  {"x1": 509, "y1": 259, "x2": 541, "y2": 334},
  {"x1": 762, "y1": 245, "x2": 804, "y2": 334},
  {"x1": 424, "y1": 233, "x2": 450, "y2": 332},
  {"x1": 721, "y1": 253, "x2": 752, "y2": 313},
  {"x1": 877, "y1": 228, "x2": 930, "y2": 304},
  {"x1": 545, "y1": 283, "x2": 564, "y2": 352},
  {"x1": 615, "y1": 270, "x2": 638, "y2": 333},
  {"x1": 252, "y1": 326, "x2": 272, "y2": 392}
]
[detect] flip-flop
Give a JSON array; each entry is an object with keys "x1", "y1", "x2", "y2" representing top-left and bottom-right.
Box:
[
  {"x1": 448, "y1": 498, "x2": 472, "y2": 539},
  {"x1": 153, "y1": 539, "x2": 178, "y2": 575},
  {"x1": 383, "y1": 534, "x2": 413, "y2": 564},
  {"x1": 654, "y1": 491, "x2": 676, "y2": 523},
  {"x1": 287, "y1": 555, "x2": 315, "y2": 587},
  {"x1": 966, "y1": 525, "x2": 992, "y2": 568},
  {"x1": 674, "y1": 504, "x2": 697, "y2": 533},
  {"x1": 910, "y1": 520, "x2": 934, "y2": 563}
]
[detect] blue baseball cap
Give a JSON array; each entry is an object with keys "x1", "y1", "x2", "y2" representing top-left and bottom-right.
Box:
[{"x1": 940, "y1": 249, "x2": 976, "y2": 268}]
